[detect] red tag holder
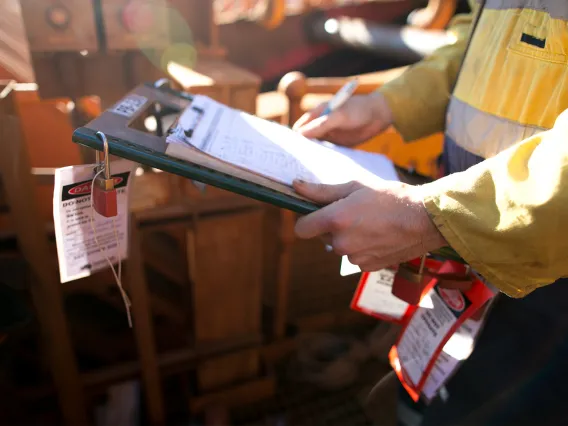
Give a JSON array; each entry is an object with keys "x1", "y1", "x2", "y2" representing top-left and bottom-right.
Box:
[
  {"x1": 387, "y1": 260, "x2": 494, "y2": 402},
  {"x1": 351, "y1": 257, "x2": 446, "y2": 324}
]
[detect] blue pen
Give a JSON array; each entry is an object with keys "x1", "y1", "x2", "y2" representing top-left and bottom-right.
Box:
[{"x1": 321, "y1": 79, "x2": 359, "y2": 117}]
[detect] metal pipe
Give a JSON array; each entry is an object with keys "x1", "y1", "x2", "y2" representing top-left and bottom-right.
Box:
[{"x1": 307, "y1": 14, "x2": 456, "y2": 62}]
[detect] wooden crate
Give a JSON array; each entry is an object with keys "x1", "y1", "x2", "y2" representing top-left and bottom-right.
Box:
[
  {"x1": 168, "y1": 58, "x2": 261, "y2": 114},
  {"x1": 188, "y1": 208, "x2": 265, "y2": 391}
]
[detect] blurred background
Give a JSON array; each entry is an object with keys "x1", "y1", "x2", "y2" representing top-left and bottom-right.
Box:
[{"x1": 0, "y1": 1, "x2": 469, "y2": 424}]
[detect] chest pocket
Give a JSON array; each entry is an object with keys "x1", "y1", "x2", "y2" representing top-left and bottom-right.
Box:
[{"x1": 507, "y1": 9, "x2": 568, "y2": 64}]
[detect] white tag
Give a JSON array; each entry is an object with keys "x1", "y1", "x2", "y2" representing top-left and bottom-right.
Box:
[
  {"x1": 356, "y1": 269, "x2": 408, "y2": 321},
  {"x1": 395, "y1": 287, "x2": 468, "y2": 386},
  {"x1": 110, "y1": 95, "x2": 147, "y2": 118},
  {"x1": 421, "y1": 317, "x2": 483, "y2": 401},
  {"x1": 53, "y1": 160, "x2": 134, "y2": 283}
]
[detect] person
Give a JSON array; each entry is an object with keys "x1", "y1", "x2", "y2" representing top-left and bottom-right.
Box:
[{"x1": 292, "y1": 0, "x2": 568, "y2": 424}]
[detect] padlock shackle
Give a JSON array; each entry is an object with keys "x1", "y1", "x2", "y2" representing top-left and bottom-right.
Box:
[{"x1": 95, "y1": 131, "x2": 111, "y2": 180}]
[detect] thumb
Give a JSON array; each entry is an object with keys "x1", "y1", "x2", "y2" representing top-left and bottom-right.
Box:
[
  {"x1": 295, "y1": 114, "x2": 339, "y2": 139},
  {"x1": 293, "y1": 180, "x2": 362, "y2": 204}
]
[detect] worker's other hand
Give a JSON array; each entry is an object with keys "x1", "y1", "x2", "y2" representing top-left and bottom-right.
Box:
[
  {"x1": 292, "y1": 92, "x2": 393, "y2": 147},
  {"x1": 293, "y1": 179, "x2": 447, "y2": 272}
]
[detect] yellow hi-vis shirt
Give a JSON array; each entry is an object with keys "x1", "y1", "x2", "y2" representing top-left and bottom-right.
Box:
[{"x1": 378, "y1": 0, "x2": 568, "y2": 298}]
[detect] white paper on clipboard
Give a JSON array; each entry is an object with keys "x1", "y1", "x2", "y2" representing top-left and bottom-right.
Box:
[{"x1": 166, "y1": 95, "x2": 400, "y2": 187}]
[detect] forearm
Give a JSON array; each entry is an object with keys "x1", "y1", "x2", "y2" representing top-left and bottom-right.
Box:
[{"x1": 421, "y1": 110, "x2": 568, "y2": 297}]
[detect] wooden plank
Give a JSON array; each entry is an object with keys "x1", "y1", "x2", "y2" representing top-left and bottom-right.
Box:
[
  {"x1": 168, "y1": 0, "x2": 215, "y2": 48},
  {"x1": 196, "y1": 348, "x2": 259, "y2": 391},
  {"x1": 0, "y1": 2, "x2": 35, "y2": 83},
  {"x1": 142, "y1": 231, "x2": 187, "y2": 286},
  {"x1": 11, "y1": 88, "x2": 84, "y2": 224},
  {"x1": 82, "y1": 54, "x2": 130, "y2": 108},
  {"x1": 189, "y1": 375, "x2": 276, "y2": 413},
  {"x1": 273, "y1": 209, "x2": 296, "y2": 338},
  {"x1": 19, "y1": 1, "x2": 98, "y2": 53},
  {"x1": 135, "y1": 198, "x2": 260, "y2": 226},
  {"x1": 18, "y1": 335, "x2": 262, "y2": 402},
  {"x1": 190, "y1": 209, "x2": 264, "y2": 342},
  {"x1": 188, "y1": 209, "x2": 264, "y2": 390},
  {"x1": 295, "y1": 309, "x2": 375, "y2": 332},
  {"x1": 0, "y1": 86, "x2": 87, "y2": 425}
]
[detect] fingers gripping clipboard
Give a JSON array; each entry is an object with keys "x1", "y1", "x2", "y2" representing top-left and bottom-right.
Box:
[{"x1": 72, "y1": 81, "x2": 321, "y2": 215}]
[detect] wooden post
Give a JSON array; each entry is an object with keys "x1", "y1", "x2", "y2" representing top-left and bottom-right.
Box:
[
  {"x1": 407, "y1": 0, "x2": 458, "y2": 30},
  {"x1": 273, "y1": 209, "x2": 295, "y2": 338},
  {"x1": 187, "y1": 209, "x2": 264, "y2": 392},
  {"x1": 125, "y1": 216, "x2": 166, "y2": 426},
  {"x1": 278, "y1": 71, "x2": 307, "y2": 126},
  {"x1": 0, "y1": 84, "x2": 88, "y2": 425}
]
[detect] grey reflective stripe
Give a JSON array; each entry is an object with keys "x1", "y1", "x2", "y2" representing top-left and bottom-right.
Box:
[
  {"x1": 446, "y1": 97, "x2": 546, "y2": 159},
  {"x1": 479, "y1": 0, "x2": 568, "y2": 20},
  {"x1": 443, "y1": 135, "x2": 484, "y2": 174}
]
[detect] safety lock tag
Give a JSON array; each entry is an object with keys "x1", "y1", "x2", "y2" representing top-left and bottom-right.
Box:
[{"x1": 389, "y1": 260, "x2": 495, "y2": 403}]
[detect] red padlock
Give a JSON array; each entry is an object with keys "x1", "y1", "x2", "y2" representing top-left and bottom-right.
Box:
[
  {"x1": 93, "y1": 177, "x2": 118, "y2": 217},
  {"x1": 392, "y1": 256, "x2": 431, "y2": 305},
  {"x1": 93, "y1": 132, "x2": 118, "y2": 218},
  {"x1": 392, "y1": 256, "x2": 474, "y2": 305}
]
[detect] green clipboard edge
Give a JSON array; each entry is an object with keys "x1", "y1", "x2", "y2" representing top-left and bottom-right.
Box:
[
  {"x1": 72, "y1": 126, "x2": 321, "y2": 215},
  {"x1": 72, "y1": 82, "x2": 464, "y2": 264},
  {"x1": 72, "y1": 80, "x2": 321, "y2": 214}
]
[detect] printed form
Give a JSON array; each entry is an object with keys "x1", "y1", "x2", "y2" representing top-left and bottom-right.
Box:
[
  {"x1": 422, "y1": 317, "x2": 483, "y2": 401},
  {"x1": 166, "y1": 95, "x2": 400, "y2": 185},
  {"x1": 53, "y1": 160, "x2": 134, "y2": 283}
]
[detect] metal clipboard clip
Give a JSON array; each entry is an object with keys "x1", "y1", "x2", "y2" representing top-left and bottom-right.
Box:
[{"x1": 153, "y1": 80, "x2": 207, "y2": 194}]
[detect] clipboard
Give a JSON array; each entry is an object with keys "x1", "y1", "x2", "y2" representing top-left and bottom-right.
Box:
[
  {"x1": 72, "y1": 80, "x2": 320, "y2": 215},
  {"x1": 72, "y1": 80, "x2": 463, "y2": 263}
]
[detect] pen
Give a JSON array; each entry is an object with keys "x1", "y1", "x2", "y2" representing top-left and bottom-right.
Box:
[{"x1": 321, "y1": 79, "x2": 359, "y2": 117}]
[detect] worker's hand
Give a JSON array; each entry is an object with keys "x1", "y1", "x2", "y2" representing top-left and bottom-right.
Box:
[
  {"x1": 293, "y1": 179, "x2": 447, "y2": 271},
  {"x1": 292, "y1": 92, "x2": 393, "y2": 147}
]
